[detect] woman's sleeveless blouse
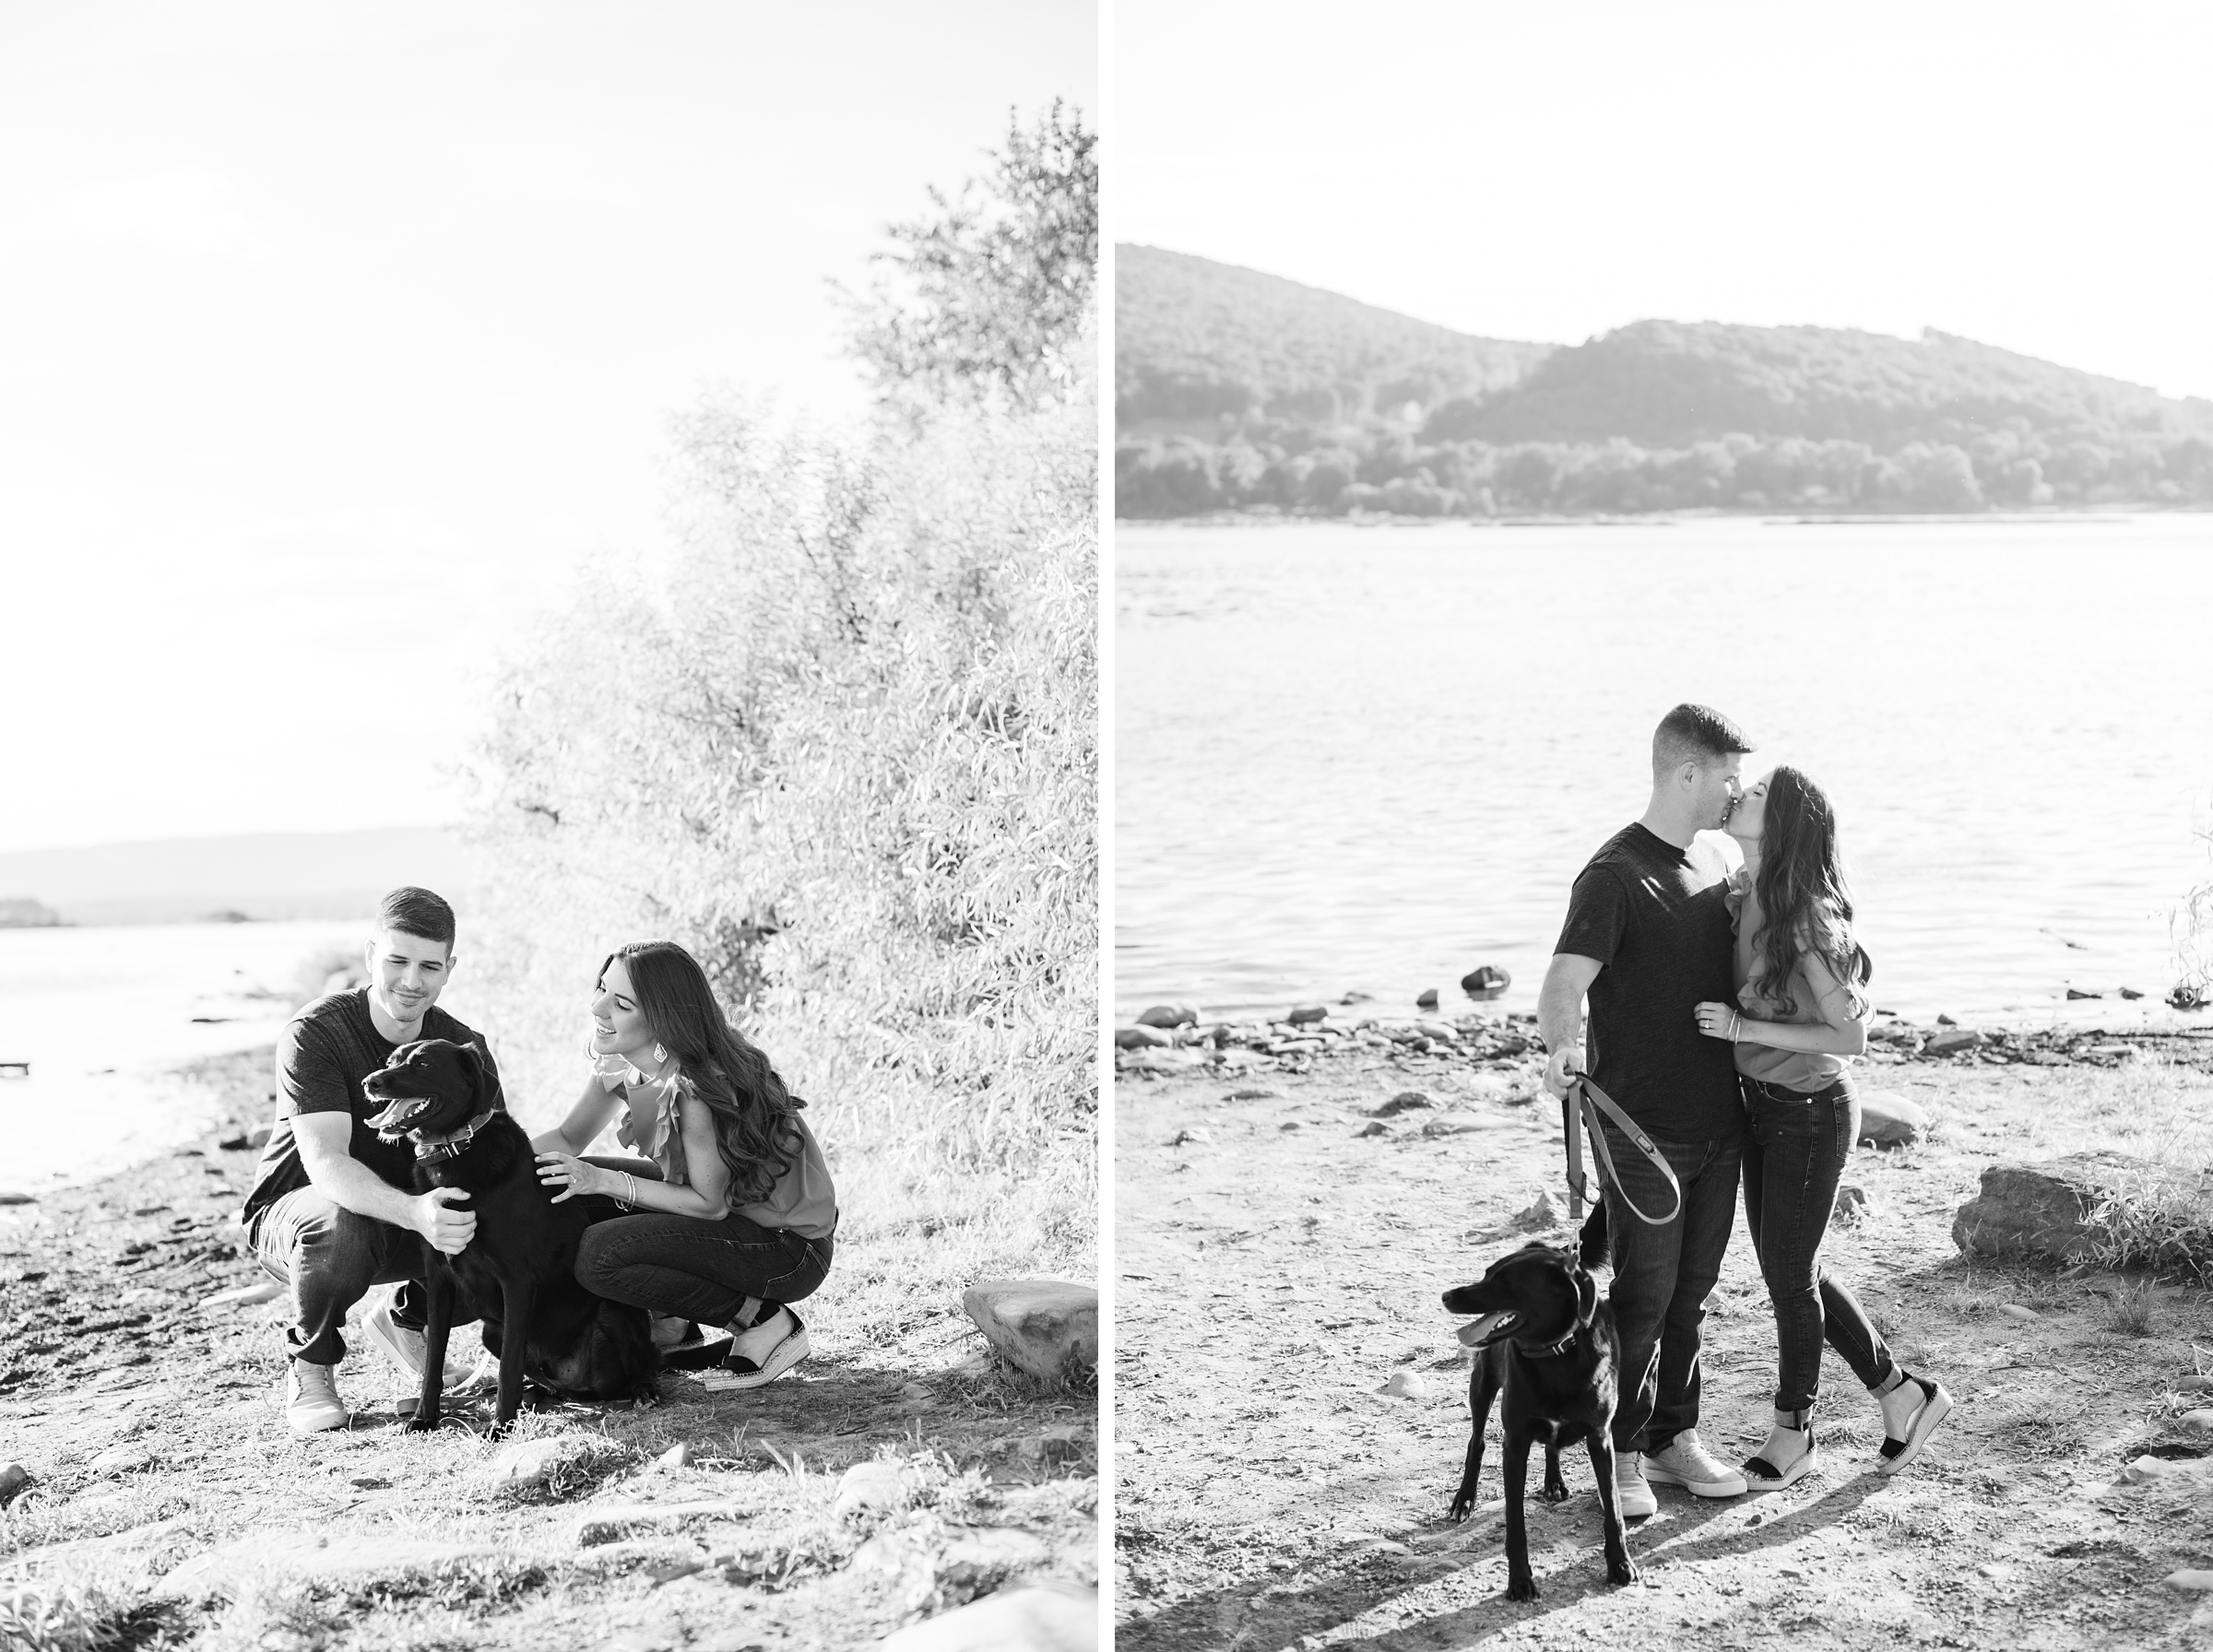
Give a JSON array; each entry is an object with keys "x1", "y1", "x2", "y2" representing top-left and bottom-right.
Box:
[
  {"x1": 596, "y1": 1052, "x2": 839, "y2": 1237},
  {"x1": 1725, "y1": 869, "x2": 1851, "y2": 1094}
]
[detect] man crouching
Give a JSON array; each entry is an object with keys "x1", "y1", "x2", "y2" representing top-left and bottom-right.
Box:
[{"x1": 237, "y1": 886, "x2": 501, "y2": 1434}]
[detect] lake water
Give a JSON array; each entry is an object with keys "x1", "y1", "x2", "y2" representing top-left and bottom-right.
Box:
[
  {"x1": 0, "y1": 921, "x2": 392, "y2": 1190},
  {"x1": 1116, "y1": 514, "x2": 2213, "y2": 1029}
]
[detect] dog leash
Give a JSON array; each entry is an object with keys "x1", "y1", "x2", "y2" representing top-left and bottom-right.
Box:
[{"x1": 1562, "y1": 1075, "x2": 1682, "y2": 1226}]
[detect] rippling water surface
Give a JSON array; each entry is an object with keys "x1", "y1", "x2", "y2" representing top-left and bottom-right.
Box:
[{"x1": 1117, "y1": 516, "x2": 2213, "y2": 1027}]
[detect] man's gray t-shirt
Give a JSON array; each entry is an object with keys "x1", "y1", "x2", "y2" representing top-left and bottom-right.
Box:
[
  {"x1": 240, "y1": 988, "x2": 503, "y2": 1232},
  {"x1": 1555, "y1": 822, "x2": 1741, "y2": 1141}
]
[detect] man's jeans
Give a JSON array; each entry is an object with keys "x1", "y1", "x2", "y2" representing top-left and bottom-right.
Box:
[
  {"x1": 1598, "y1": 1122, "x2": 1742, "y2": 1456},
  {"x1": 248, "y1": 1187, "x2": 473, "y2": 1366}
]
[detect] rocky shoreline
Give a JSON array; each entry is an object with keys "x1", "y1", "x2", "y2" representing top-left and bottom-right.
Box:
[{"x1": 1116, "y1": 999, "x2": 2213, "y2": 1085}]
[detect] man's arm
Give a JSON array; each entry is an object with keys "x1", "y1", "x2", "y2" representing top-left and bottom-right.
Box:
[
  {"x1": 1538, "y1": 953, "x2": 1603, "y2": 1098},
  {"x1": 292, "y1": 1113, "x2": 476, "y2": 1255}
]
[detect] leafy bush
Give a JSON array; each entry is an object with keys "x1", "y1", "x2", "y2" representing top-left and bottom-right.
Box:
[{"x1": 458, "y1": 111, "x2": 1096, "y2": 1233}]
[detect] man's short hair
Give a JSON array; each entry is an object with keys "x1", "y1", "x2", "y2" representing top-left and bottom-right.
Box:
[
  {"x1": 375, "y1": 886, "x2": 456, "y2": 949},
  {"x1": 1651, "y1": 703, "x2": 1753, "y2": 776}
]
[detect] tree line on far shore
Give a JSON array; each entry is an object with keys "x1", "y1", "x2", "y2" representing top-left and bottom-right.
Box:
[{"x1": 1117, "y1": 423, "x2": 2213, "y2": 518}]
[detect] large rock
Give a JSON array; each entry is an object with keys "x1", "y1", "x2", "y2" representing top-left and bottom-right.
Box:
[
  {"x1": 1952, "y1": 1150, "x2": 2201, "y2": 1266},
  {"x1": 1136, "y1": 1004, "x2": 1199, "y2": 1029},
  {"x1": 1857, "y1": 1090, "x2": 1924, "y2": 1148},
  {"x1": 963, "y1": 1280, "x2": 1096, "y2": 1385},
  {"x1": 878, "y1": 1582, "x2": 1096, "y2": 1651},
  {"x1": 1461, "y1": 965, "x2": 1510, "y2": 999},
  {"x1": 1114, "y1": 1025, "x2": 1170, "y2": 1049}
]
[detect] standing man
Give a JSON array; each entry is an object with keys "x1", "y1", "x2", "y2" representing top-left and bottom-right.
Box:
[
  {"x1": 240, "y1": 886, "x2": 502, "y2": 1434},
  {"x1": 1539, "y1": 704, "x2": 1753, "y2": 1516}
]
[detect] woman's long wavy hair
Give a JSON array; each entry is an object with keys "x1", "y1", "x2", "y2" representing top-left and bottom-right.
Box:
[
  {"x1": 604, "y1": 940, "x2": 806, "y2": 1208},
  {"x1": 1750, "y1": 765, "x2": 1873, "y2": 1020}
]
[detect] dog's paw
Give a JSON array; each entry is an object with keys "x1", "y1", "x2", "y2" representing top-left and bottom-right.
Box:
[
  {"x1": 1447, "y1": 1497, "x2": 1473, "y2": 1524},
  {"x1": 1506, "y1": 1573, "x2": 1539, "y2": 1602},
  {"x1": 1608, "y1": 1556, "x2": 1639, "y2": 1587},
  {"x1": 405, "y1": 1414, "x2": 440, "y2": 1434},
  {"x1": 1542, "y1": 1480, "x2": 1569, "y2": 1504}
]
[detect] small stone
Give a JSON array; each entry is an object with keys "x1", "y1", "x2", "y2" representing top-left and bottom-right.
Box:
[
  {"x1": 1926, "y1": 1027, "x2": 1981, "y2": 1055},
  {"x1": 1857, "y1": 1092, "x2": 1927, "y2": 1145},
  {"x1": 1380, "y1": 1371, "x2": 1428, "y2": 1400},
  {"x1": 1116, "y1": 1025, "x2": 1171, "y2": 1050},
  {"x1": 0, "y1": 1463, "x2": 30, "y2": 1505},
  {"x1": 1225, "y1": 1087, "x2": 1283, "y2": 1102},
  {"x1": 1287, "y1": 1004, "x2": 1329, "y2": 1025},
  {"x1": 2065, "y1": 988, "x2": 2102, "y2": 1000},
  {"x1": 2178, "y1": 1410, "x2": 2213, "y2": 1433},
  {"x1": 1355, "y1": 1121, "x2": 1391, "y2": 1139},
  {"x1": 488, "y1": 1439, "x2": 568, "y2": 1486},
  {"x1": 877, "y1": 1583, "x2": 1096, "y2": 1652},
  {"x1": 962, "y1": 1279, "x2": 1097, "y2": 1384},
  {"x1": 1137, "y1": 1004, "x2": 1199, "y2": 1029},
  {"x1": 2178, "y1": 1375, "x2": 2213, "y2": 1394},
  {"x1": 833, "y1": 1459, "x2": 907, "y2": 1522},
  {"x1": 1936, "y1": 1014, "x2": 1958, "y2": 1025},
  {"x1": 2124, "y1": 1457, "x2": 2178, "y2": 1482},
  {"x1": 1166, "y1": 1127, "x2": 1211, "y2": 1147},
  {"x1": 197, "y1": 1280, "x2": 285, "y2": 1312},
  {"x1": 2167, "y1": 1570, "x2": 2213, "y2": 1589},
  {"x1": 1340, "y1": 991, "x2": 1374, "y2": 1005},
  {"x1": 0, "y1": 1193, "x2": 34, "y2": 1206},
  {"x1": 1832, "y1": 1184, "x2": 1873, "y2": 1222},
  {"x1": 89, "y1": 1446, "x2": 150, "y2": 1476},
  {"x1": 1415, "y1": 989, "x2": 1439, "y2": 1009},
  {"x1": 1999, "y1": 1304, "x2": 2040, "y2": 1321},
  {"x1": 1371, "y1": 1091, "x2": 1433, "y2": 1117},
  {"x1": 1513, "y1": 1190, "x2": 1560, "y2": 1231},
  {"x1": 651, "y1": 1442, "x2": 690, "y2": 1471},
  {"x1": 1979, "y1": 1562, "x2": 2014, "y2": 1580},
  {"x1": 1278, "y1": 1121, "x2": 1300, "y2": 1131},
  {"x1": 1461, "y1": 965, "x2": 1510, "y2": 999},
  {"x1": 2119, "y1": 987, "x2": 2145, "y2": 1001}
]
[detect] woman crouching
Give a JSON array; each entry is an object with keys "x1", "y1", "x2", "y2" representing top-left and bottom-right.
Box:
[{"x1": 532, "y1": 941, "x2": 836, "y2": 1387}]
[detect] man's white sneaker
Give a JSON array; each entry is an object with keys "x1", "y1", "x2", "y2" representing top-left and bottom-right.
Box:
[
  {"x1": 1642, "y1": 1430, "x2": 1748, "y2": 1497},
  {"x1": 1613, "y1": 1452, "x2": 1657, "y2": 1519},
  {"x1": 364, "y1": 1298, "x2": 479, "y2": 1388},
  {"x1": 285, "y1": 1362, "x2": 350, "y2": 1434}
]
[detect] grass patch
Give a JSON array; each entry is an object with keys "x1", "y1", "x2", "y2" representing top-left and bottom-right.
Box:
[{"x1": 0, "y1": 1578, "x2": 187, "y2": 1652}]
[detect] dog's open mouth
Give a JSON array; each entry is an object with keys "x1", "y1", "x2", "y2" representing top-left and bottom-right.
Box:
[
  {"x1": 363, "y1": 1092, "x2": 432, "y2": 1138},
  {"x1": 1458, "y1": 1311, "x2": 1520, "y2": 1349}
]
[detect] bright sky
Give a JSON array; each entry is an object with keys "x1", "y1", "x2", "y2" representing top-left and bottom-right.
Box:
[
  {"x1": 1118, "y1": 0, "x2": 2213, "y2": 401},
  {"x1": 0, "y1": 1, "x2": 1094, "y2": 856}
]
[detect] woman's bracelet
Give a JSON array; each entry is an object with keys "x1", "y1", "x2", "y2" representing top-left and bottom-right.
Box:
[
  {"x1": 1728, "y1": 1010, "x2": 1744, "y2": 1042},
  {"x1": 625, "y1": 1172, "x2": 642, "y2": 1210}
]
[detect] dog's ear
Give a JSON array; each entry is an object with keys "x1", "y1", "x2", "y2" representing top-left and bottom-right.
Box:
[
  {"x1": 456, "y1": 1040, "x2": 489, "y2": 1103},
  {"x1": 1574, "y1": 1265, "x2": 1600, "y2": 1328}
]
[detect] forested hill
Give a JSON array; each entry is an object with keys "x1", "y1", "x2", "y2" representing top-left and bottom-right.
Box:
[
  {"x1": 1116, "y1": 244, "x2": 2213, "y2": 517},
  {"x1": 1432, "y1": 320, "x2": 2213, "y2": 449},
  {"x1": 1117, "y1": 244, "x2": 1552, "y2": 427}
]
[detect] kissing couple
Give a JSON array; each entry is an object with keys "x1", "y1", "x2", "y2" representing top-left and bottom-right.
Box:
[{"x1": 1539, "y1": 703, "x2": 1953, "y2": 1514}]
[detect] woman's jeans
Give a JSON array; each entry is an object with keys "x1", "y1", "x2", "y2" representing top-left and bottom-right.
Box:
[
  {"x1": 1739, "y1": 1076, "x2": 1896, "y2": 1413},
  {"x1": 573, "y1": 1156, "x2": 834, "y2": 1330}
]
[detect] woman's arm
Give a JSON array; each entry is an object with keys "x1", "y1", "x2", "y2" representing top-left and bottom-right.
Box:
[
  {"x1": 1698, "y1": 948, "x2": 1868, "y2": 1056},
  {"x1": 537, "y1": 1084, "x2": 732, "y2": 1220},
  {"x1": 529, "y1": 1071, "x2": 623, "y2": 1155}
]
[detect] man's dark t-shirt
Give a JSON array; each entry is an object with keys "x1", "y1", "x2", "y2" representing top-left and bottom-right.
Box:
[
  {"x1": 1555, "y1": 822, "x2": 1740, "y2": 1141},
  {"x1": 241, "y1": 989, "x2": 505, "y2": 1233}
]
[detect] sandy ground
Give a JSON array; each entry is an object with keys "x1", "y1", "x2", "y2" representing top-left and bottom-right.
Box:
[
  {"x1": 0, "y1": 1048, "x2": 1095, "y2": 1651},
  {"x1": 1115, "y1": 1030, "x2": 2213, "y2": 1651}
]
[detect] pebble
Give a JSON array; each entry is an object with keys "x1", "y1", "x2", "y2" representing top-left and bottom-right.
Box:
[
  {"x1": 1116, "y1": 1025, "x2": 1172, "y2": 1049},
  {"x1": 2168, "y1": 1570, "x2": 2213, "y2": 1590},
  {"x1": 1166, "y1": 1127, "x2": 1212, "y2": 1146},
  {"x1": 1371, "y1": 1091, "x2": 1433, "y2": 1117},
  {"x1": 1415, "y1": 989, "x2": 1439, "y2": 1009},
  {"x1": 1999, "y1": 1304, "x2": 2040, "y2": 1321},
  {"x1": 1137, "y1": 1004, "x2": 1200, "y2": 1029},
  {"x1": 2177, "y1": 1375, "x2": 2213, "y2": 1394},
  {"x1": 1355, "y1": 1121, "x2": 1391, "y2": 1139},
  {"x1": 1513, "y1": 1190, "x2": 1561, "y2": 1231},
  {"x1": 88, "y1": 1446, "x2": 150, "y2": 1476},
  {"x1": 1979, "y1": 1562, "x2": 2015, "y2": 1580},
  {"x1": 834, "y1": 1460, "x2": 908, "y2": 1522},
  {"x1": 650, "y1": 1442, "x2": 690, "y2": 1472},
  {"x1": 2179, "y1": 1410, "x2": 2213, "y2": 1433},
  {"x1": 1379, "y1": 1371, "x2": 1428, "y2": 1400},
  {"x1": 488, "y1": 1440, "x2": 568, "y2": 1486},
  {"x1": 0, "y1": 1463, "x2": 30, "y2": 1504},
  {"x1": 0, "y1": 1193, "x2": 34, "y2": 1206},
  {"x1": 1287, "y1": 1004, "x2": 1329, "y2": 1025}
]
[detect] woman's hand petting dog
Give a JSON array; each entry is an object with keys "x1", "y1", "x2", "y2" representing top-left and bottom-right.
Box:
[{"x1": 536, "y1": 1152, "x2": 613, "y2": 1204}]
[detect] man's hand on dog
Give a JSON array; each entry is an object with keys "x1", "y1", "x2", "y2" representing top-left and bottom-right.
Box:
[
  {"x1": 1543, "y1": 1042, "x2": 1586, "y2": 1099},
  {"x1": 413, "y1": 1186, "x2": 477, "y2": 1255}
]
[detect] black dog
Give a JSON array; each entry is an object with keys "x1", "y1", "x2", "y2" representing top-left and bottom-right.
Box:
[
  {"x1": 1442, "y1": 1230, "x2": 1637, "y2": 1600},
  {"x1": 361, "y1": 1038, "x2": 659, "y2": 1433}
]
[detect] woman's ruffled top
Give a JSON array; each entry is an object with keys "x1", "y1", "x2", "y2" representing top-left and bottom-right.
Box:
[
  {"x1": 596, "y1": 1051, "x2": 838, "y2": 1236},
  {"x1": 1725, "y1": 867, "x2": 1850, "y2": 1094}
]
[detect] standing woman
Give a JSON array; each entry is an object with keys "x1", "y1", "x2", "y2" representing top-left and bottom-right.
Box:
[
  {"x1": 533, "y1": 941, "x2": 837, "y2": 1387},
  {"x1": 1693, "y1": 767, "x2": 1950, "y2": 1488}
]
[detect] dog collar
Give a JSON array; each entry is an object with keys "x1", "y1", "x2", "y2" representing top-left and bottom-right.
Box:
[
  {"x1": 413, "y1": 1107, "x2": 498, "y2": 1162},
  {"x1": 1522, "y1": 1328, "x2": 1581, "y2": 1358}
]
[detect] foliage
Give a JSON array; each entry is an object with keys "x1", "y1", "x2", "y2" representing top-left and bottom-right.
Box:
[
  {"x1": 458, "y1": 112, "x2": 1097, "y2": 1229},
  {"x1": 1117, "y1": 244, "x2": 2213, "y2": 518},
  {"x1": 843, "y1": 102, "x2": 1095, "y2": 413}
]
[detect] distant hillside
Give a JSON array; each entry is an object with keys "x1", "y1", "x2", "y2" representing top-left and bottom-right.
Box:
[
  {"x1": 1433, "y1": 320, "x2": 2213, "y2": 449},
  {"x1": 1117, "y1": 244, "x2": 1551, "y2": 428},
  {"x1": 0, "y1": 827, "x2": 477, "y2": 926},
  {"x1": 1116, "y1": 247, "x2": 2213, "y2": 518}
]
